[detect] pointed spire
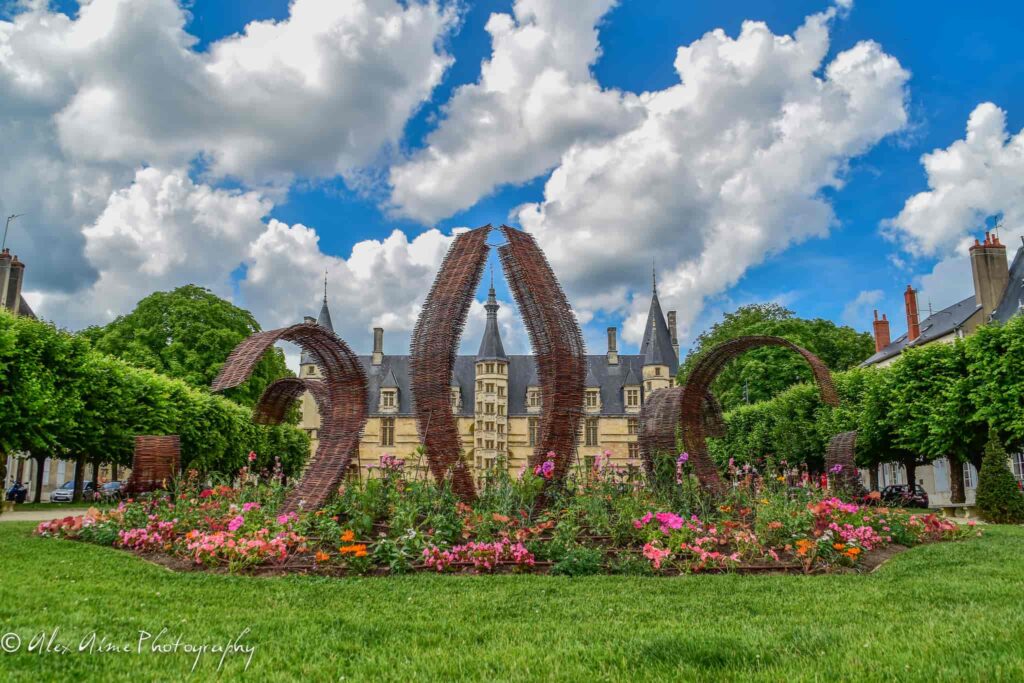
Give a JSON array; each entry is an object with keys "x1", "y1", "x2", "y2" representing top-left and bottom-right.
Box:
[
  {"x1": 640, "y1": 283, "x2": 677, "y2": 373},
  {"x1": 652, "y1": 260, "x2": 657, "y2": 294},
  {"x1": 477, "y1": 285, "x2": 507, "y2": 361},
  {"x1": 315, "y1": 272, "x2": 334, "y2": 332}
]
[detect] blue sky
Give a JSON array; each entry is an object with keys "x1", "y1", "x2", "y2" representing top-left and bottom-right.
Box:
[
  {"x1": 211, "y1": 0, "x2": 1024, "y2": 339},
  {"x1": 5, "y1": 0, "x2": 1024, "y2": 358}
]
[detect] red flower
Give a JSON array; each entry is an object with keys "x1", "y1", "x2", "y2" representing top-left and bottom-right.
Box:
[{"x1": 199, "y1": 489, "x2": 213, "y2": 499}]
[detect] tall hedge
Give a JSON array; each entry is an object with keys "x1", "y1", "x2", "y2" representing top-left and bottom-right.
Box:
[
  {"x1": 0, "y1": 311, "x2": 308, "y2": 477},
  {"x1": 708, "y1": 317, "x2": 1023, "y2": 481}
]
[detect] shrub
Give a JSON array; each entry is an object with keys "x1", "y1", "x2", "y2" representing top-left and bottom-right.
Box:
[
  {"x1": 975, "y1": 434, "x2": 1024, "y2": 524},
  {"x1": 552, "y1": 546, "x2": 605, "y2": 576}
]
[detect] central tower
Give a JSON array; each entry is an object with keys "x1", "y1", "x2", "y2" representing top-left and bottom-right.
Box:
[{"x1": 473, "y1": 283, "x2": 509, "y2": 485}]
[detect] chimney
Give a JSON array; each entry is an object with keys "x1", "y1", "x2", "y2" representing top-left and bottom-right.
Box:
[
  {"x1": 970, "y1": 231, "x2": 1009, "y2": 319},
  {"x1": 872, "y1": 310, "x2": 891, "y2": 353},
  {"x1": 303, "y1": 315, "x2": 316, "y2": 325},
  {"x1": 4, "y1": 255, "x2": 24, "y2": 314},
  {"x1": 904, "y1": 285, "x2": 920, "y2": 343},
  {"x1": 667, "y1": 311, "x2": 679, "y2": 359},
  {"x1": 606, "y1": 327, "x2": 619, "y2": 365},
  {"x1": 372, "y1": 327, "x2": 384, "y2": 366},
  {"x1": 0, "y1": 249, "x2": 11, "y2": 311}
]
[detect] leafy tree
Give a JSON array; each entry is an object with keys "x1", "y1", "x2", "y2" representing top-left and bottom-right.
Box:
[
  {"x1": 975, "y1": 433, "x2": 1024, "y2": 524},
  {"x1": 679, "y1": 303, "x2": 874, "y2": 411},
  {"x1": 85, "y1": 285, "x2": 290, "y2": 406},
  {"x1": 966, "y1": 315, "x2": 1024, "y2": 452},
  {"x1": 0, "y1": 311, "x2": 309, "y2": 501}
]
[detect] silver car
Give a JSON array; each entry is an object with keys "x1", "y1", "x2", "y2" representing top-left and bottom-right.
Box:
[{"x1": 49, "y1": 480, "x2": 95, "y2": 503}]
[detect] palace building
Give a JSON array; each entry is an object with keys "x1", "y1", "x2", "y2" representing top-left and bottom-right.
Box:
[{"x1": 298, "y1": 282, "x2": 681, "y2": 483}]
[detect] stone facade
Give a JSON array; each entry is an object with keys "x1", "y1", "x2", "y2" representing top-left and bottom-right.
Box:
[{"x1": 298, "y1": 283, "x2": 680, "y2": 484}]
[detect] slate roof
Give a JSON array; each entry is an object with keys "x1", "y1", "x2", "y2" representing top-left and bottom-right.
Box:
[
  {"x1": 17, "y1": 297, "x2": 34, "y2": 319},
  {"x1": 298, "y1": 288, "x2": 676, "y2": 417},
  {"x1": 300, "y1": 297, "x2": 335, "y2": 365},
  {"x1": 359, "y1": 354, "x2": 652, "y2": 417},
  {"x1": 640, "y1": 287, "x2": 679, "y2": 374},
  {"x1": 476, "y1": 285, "x2": 507, "y2": 361},
  {"x1": 864, "y1": 243, "x2": 1024, "y2": 366},
  {"x1": 861, "y1": 295, "x2": 980, "y2": 366},
  {"x1": 993, "y1": 246, "x2": 1024, "y2": 323}
]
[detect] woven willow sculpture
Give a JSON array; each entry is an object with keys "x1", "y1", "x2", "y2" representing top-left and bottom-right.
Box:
[
  {"x1": 409, "y1": 225, "x2": 492, "y2": 501},
  {"x1": 212, "y1": 322, "x2": 367, "y2": 512},
  {"x1": 408, "y1": 224, "x2": 586, "y2": 500},
  {"x1": 497, "y1": 225, "x2": 586, "y2": 486},
  {"x1": 126, "y1": 435, "x2": 180, "y2": 495},
  {"x1": 641, "y1": 335, "x2": 855, "y2": 494}
]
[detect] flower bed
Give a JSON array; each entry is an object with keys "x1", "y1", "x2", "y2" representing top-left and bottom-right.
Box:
[{"x1": 35, "y1": 453, "x2": 976, "y2": 577}]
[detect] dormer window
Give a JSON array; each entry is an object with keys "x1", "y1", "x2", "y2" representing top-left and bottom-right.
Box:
[
  {"x1": 379, "y1": 388, "x2": 398, "y2": 412},
  {"x1": 585, "y1": 389, "x2": 601, "y2": 412},
  {"x1": 626, "y1": 388, "x2": 640, "y2": 408},
  {"x1": 450, "y1": 387, "x2": 462, "y2": 412},
  {"x1": 527, "y1": 387, "x2": 541, "y2": 412}
]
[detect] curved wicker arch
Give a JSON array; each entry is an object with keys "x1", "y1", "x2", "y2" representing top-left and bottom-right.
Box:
[
  {"x1": 409, "y1": 225, "x2": 492, "y2": 501},
  {"x1": 825, "y1": 430, "x2": 864, "y2": 494},
  {"x1": 678, "y1": 335, "x2": 840, "y2": 492},
  {"x1": 639, "y1": 388, "x2": 726, "y2": 478},
  {"x1": 212, "y1": 323, "x2": 367, "y2": 512},
  {"x1": 252, "y1": 377, "x2": 328, "y2": 426},
  {"x1": 498, "y1": 225, "x2": 586, "y2": 484}
]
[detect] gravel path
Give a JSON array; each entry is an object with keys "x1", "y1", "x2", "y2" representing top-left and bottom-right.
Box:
[{"x1": 0, "y1": 508, "x2": 90, "y2": 523}]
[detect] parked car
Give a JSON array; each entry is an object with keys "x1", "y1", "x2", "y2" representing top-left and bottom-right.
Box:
[
  {"x1": 99, "y1": 481, "x2": 124, "y2": 502},
  {"x1": 49, "y1": 480, "x2": 95, "y2": 503},
  {"x1": 869, "y1": 484, "x2": 929, "y2": 509},
  {"x1": 5, "y1": 482, "x2": 28, "y2": 504}
]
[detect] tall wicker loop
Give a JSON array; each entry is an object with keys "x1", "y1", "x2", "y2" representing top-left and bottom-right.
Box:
[
  {"x1": 673, "y1": 336, "x2": 840, "y2": 493},
  {"x1": 409, "y1": 225, "x2": 492, "y2": 501},
  {"x1": 497, "y1": 226, "x2": 586, "y2": 486},
  {"x1": 212, "y1": 323, "x2": 367, "y2": 512}
]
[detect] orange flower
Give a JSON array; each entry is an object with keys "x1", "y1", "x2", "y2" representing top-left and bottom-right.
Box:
[
  {"x1": 795, "y1": 539, "x2": 814, "y2": 557},
  {"x1": 845, "y1": 547, "x2": 861, "y2": 557},
  {"x1": 315, "y1": 551, "x2": 330, "y2": 563},
  {"x1": 833, "y1": 543, "x2": 846, "y2": 550},
  {"x1": 341, "y1": 530, "x2": 355, "y2": 542},
  {"x1": 719, "y1": 505, "x2": 733, "y2": 513},
  {"x1": 340, "y1": 543, "x2": 367, "y2": 556}
]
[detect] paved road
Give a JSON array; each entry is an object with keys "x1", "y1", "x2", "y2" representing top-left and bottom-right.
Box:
[{"x1": 0, "y1": 508, "x2": 90, "y2": 523}]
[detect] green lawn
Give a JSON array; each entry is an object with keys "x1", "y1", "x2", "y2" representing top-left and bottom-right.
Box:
[{"x1": 0, "y1": 523, "x2": 1022, "y2": 682}]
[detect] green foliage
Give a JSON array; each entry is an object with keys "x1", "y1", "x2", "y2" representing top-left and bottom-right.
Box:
[
  {"x1": 679, "y1": 303, "x2": 874, "y2": 411},
  {"x1": 976, "y1": 433, "x2": 1024, "y2": 524},
  {"x1": 966, "y1": 315, "x2": 1024, "y2": 451},
  {"x1": 84, "y1": 285, "x2": 290, "y2": 406},
  {"x1": 551, "y1": 546, "x2": 605, "y2": 576},
  {"x1": 0, "y1": 310, "x2": 308, "y2": 475},
  {"x1": 710, "y1": 318, "x2": 1024, "y2": 478}
]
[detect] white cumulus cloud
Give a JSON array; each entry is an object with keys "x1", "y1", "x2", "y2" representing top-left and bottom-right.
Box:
[
  {"x1": 1, "y1": 0, "x2": 456, "y2": 315},
  {"x1": 388, "y1": 0, "x2": 642, "y2": 223},
  {"x1": 886, "y1": 102, "x2": 1024, "y2": 261}
]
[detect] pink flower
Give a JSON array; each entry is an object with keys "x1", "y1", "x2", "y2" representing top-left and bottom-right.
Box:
[
  {"x1": 242, "y1": 502, "x2": 261, "y2": 512},
  {"x1": 228, "y1": 515, "x2": 245, "y2": 532},
  {"x1": 677, "y1": 452, "x2": 689, "y2": 464},
  {"x1": 248, "y1": 451, "x2": 257, "y2": 462},
  {"x1": 642, "y1": 543, "x2": 671, "y2": 569},
  {"x1": 633, "y1": 512, "x2": 654, "y2": 529}
]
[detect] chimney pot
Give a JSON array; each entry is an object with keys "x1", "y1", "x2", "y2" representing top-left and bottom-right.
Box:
[
  {"x1": 970, "y1": 230, "x2": 1009, "y2": 319},
  {"x1": 872, "y1": 308, "x2": 891, "y2": 353},
  {"x1": 372, "y1": 327, "x2": 384, "y2": 366},
  {"x1": 904, "y1": 285, "x2": 920, "y2": 343},
  {"x1": 606, "y1": 327, "x2": 619, "y2": 365}
]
